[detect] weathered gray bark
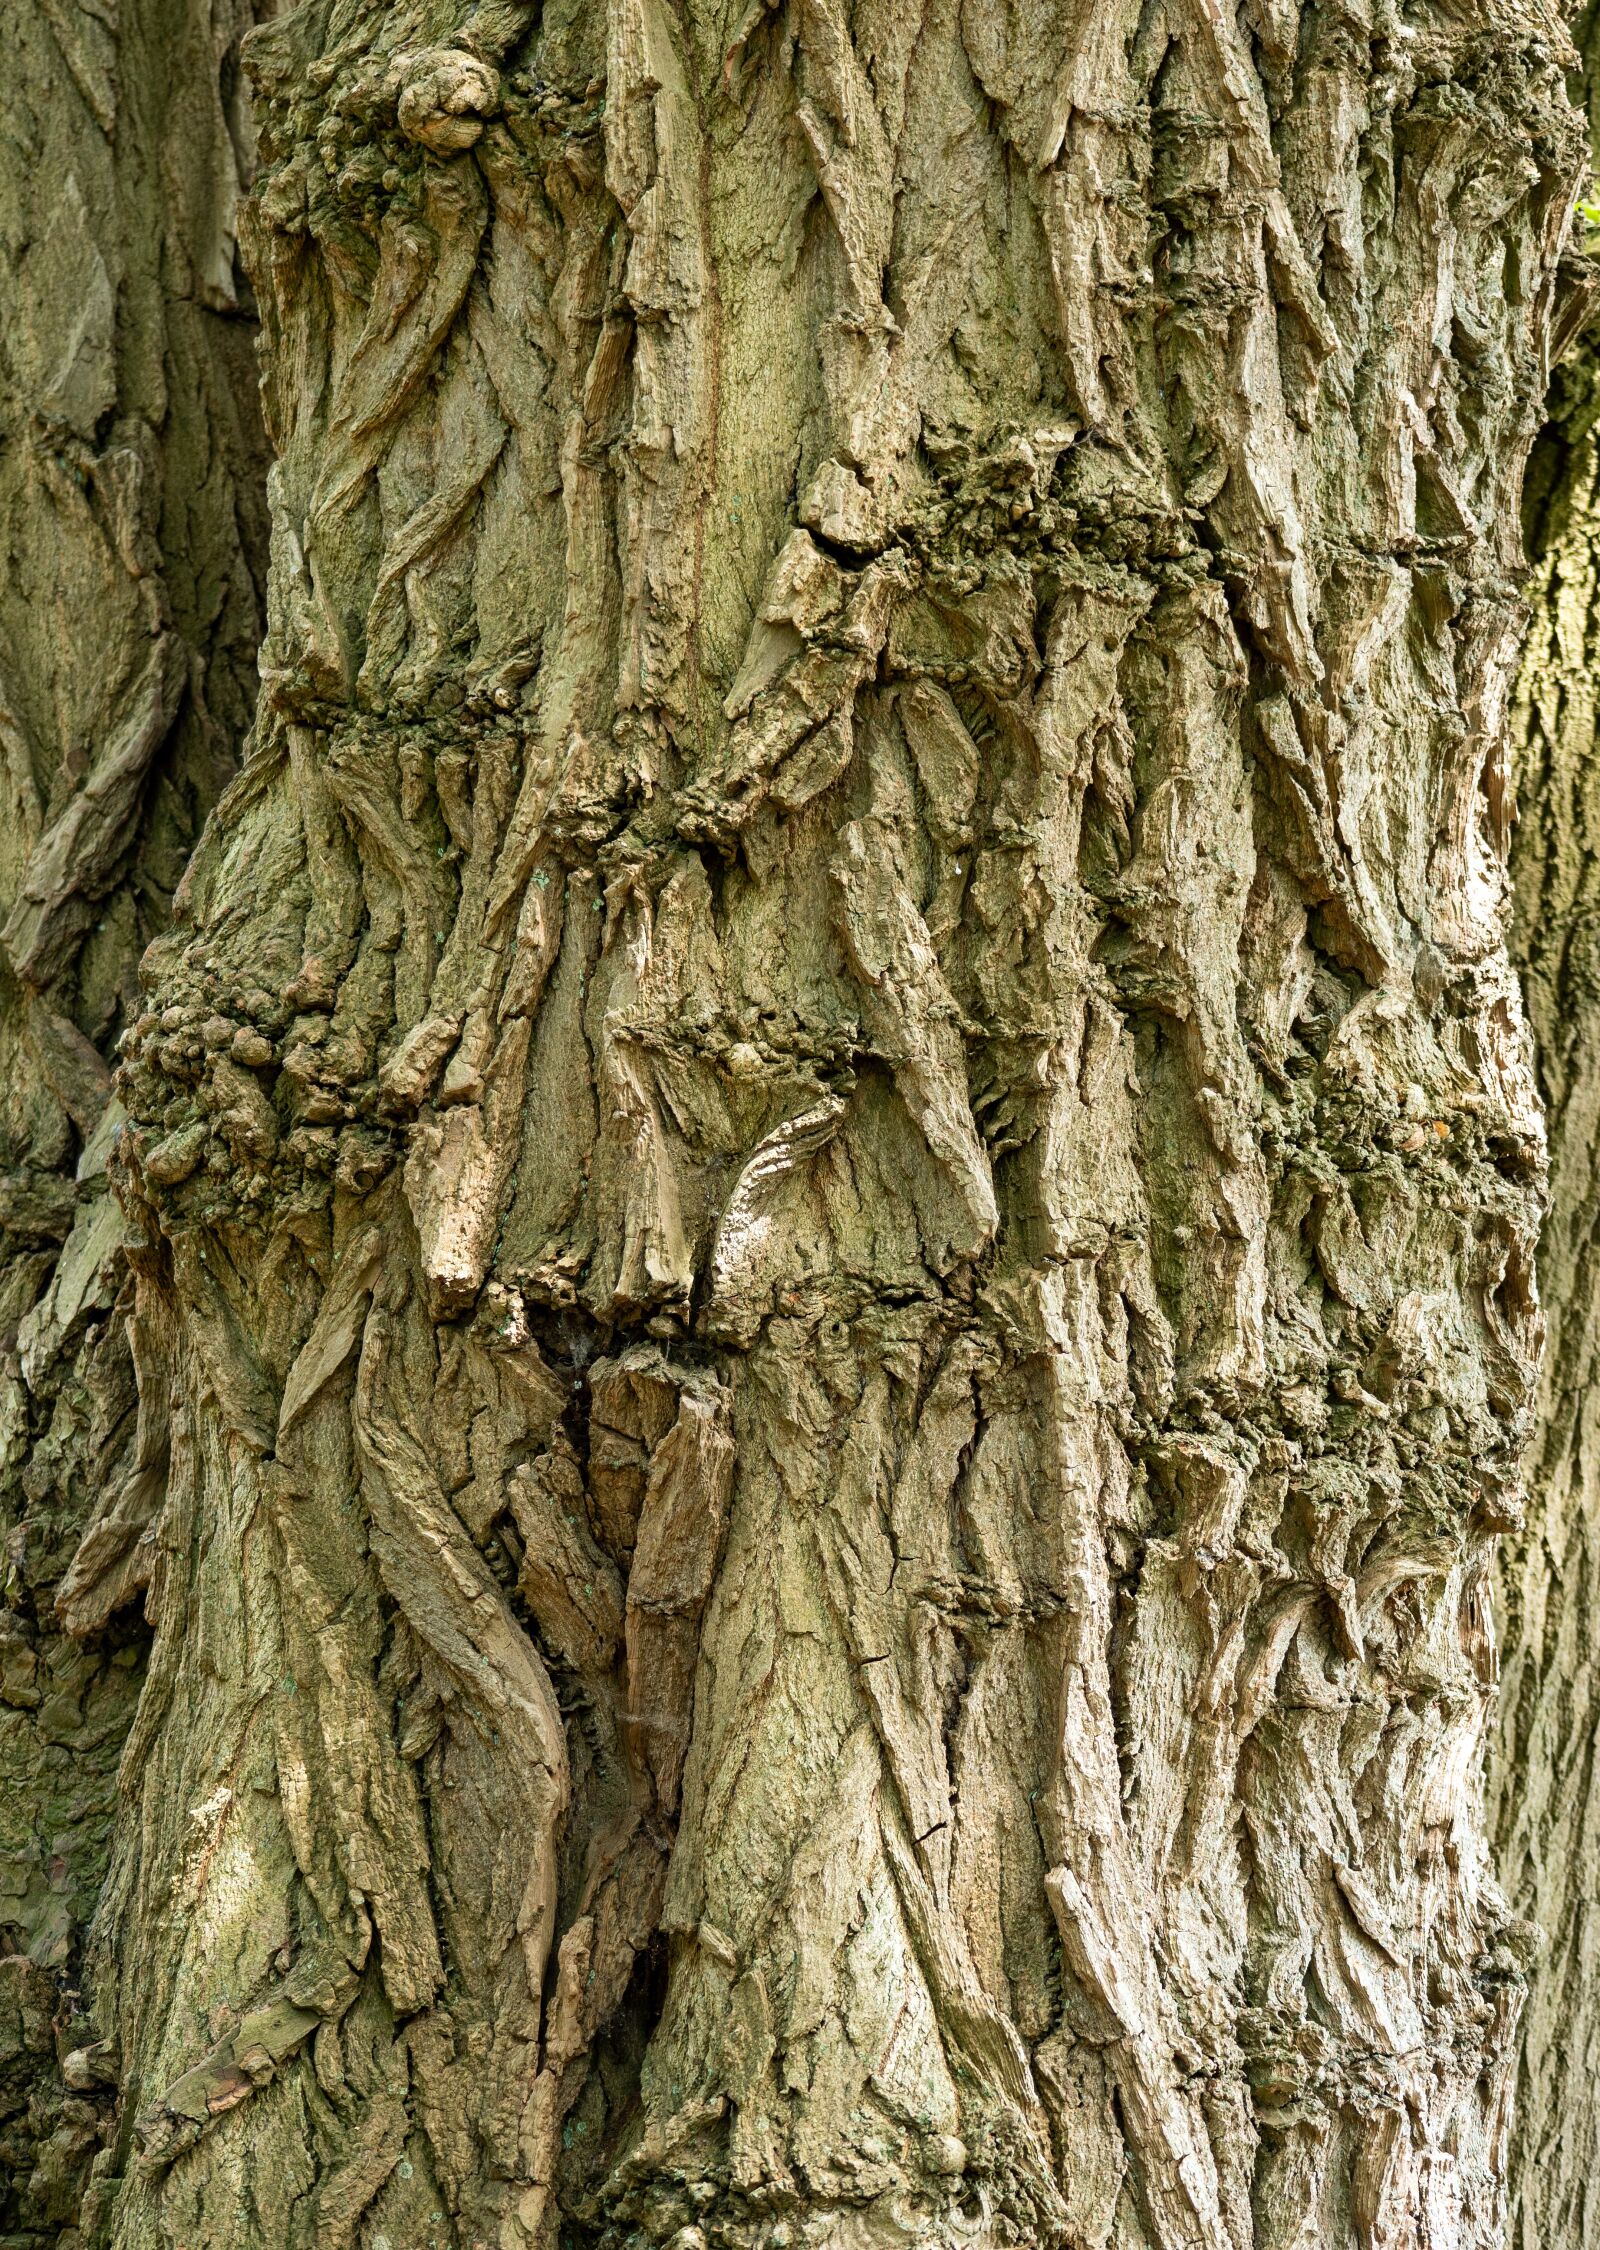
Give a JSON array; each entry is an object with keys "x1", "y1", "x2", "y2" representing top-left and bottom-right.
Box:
[
  {"x1": 2, "y1": 1, "x2": 1592, "y2": 2246},
  {"x1": 1487, "y1": 18, "x2": 1600, "y2": 2244},
  {"x1": 0, "y1": 0, "x2": 269, "y2": 2237}
]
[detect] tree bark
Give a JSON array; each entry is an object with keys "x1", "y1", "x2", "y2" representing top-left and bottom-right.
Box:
[
  {"x1": 4, "y1": 1, "x2": 1591, "y2": 2247},
  {"x1": 1487, "y1": 17, "x2": 1600, "y2": 2246},
  {"x1": 0, "y1": 0, "x2": 269, "y2": 2238}
]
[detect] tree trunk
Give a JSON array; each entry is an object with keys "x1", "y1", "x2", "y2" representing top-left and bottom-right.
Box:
[
  {"x1": 1487, "y1": 17, "x2": 1600, "y2": 2246},
  {"x1": 0, "y1": 0, "x2": 268, "y2": 2237},
  {"x1": 5, "y1": 1, "x2": 1590, "y2": 2247}
]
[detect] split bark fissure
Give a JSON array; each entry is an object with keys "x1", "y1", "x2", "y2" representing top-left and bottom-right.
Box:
[{"x1": 0, "y1": 0, "x2": 1590, "y2": 2246}]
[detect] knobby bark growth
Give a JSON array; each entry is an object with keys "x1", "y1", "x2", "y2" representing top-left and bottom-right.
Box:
[
  {"x1": 1, "y1": 1, "x2": 1591, "y2": 2248},
  {"x1": 0, "y1": 0, "x2": 268, "y2": 2236}
]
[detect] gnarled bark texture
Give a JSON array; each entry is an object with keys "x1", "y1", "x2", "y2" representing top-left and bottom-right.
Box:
[
  {"x1": 0, "y1": 0, "x2": 269, "y2": 2238},
  {"x1": 1487, "y1": 17, "x2": 1600, "y2": 2245},
  {"x1": 3, "y1": 0, "x2": 1590, "y2": 2246},
  {"x1": 1488, "y1": 346, "x2": 1600, "y2": 2250}
]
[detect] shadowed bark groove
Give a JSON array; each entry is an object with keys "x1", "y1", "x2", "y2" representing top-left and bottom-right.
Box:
[{"x1": 11, "y1": 0, "x2": 1589, "y2": 2246}]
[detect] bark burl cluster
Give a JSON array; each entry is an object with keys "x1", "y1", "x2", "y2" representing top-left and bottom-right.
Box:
[{"x1": 0, "y1": 0, "x2": 1588, "y2": 2247}]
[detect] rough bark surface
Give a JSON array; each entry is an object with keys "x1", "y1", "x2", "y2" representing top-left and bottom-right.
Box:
[
  {"x1": 4, "y1": 1, "x2": 1590, "y2": 2247},
  {"x1": 0, "y1": 0, "x2": 271, "y2": 2239},
  {"x1": 1487, "y1": 19, "x2": 1600, "y2": 2245}
]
